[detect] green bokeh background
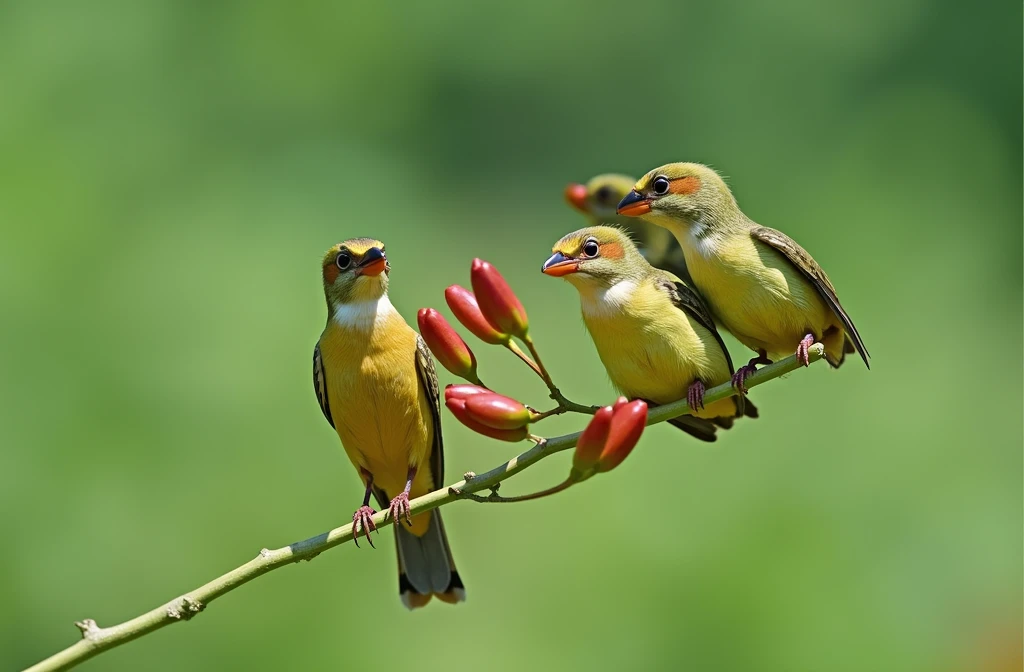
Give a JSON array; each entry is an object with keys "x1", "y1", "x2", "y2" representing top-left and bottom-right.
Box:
[{"x1": 2, "y1": 2, "x2": 1021, "y2": 671}]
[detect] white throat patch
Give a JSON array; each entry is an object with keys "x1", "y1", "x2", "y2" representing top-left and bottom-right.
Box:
[
  {"x1": 580, "y1": 279, "x2": 637, "y2": 319},
  {"x1": 332, "y1": 295, "x2": 398, "y2": 330}
]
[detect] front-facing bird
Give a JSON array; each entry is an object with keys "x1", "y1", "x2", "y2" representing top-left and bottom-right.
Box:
[
  {"x1": 313, "y1": 238, "x2": 465, "y2": 609},
  {"x1": 617, "y1": 163, "x2": 869, "y2": 388},
  {"x1": 542, "y1": 226, "x2": 756, "y2": 441}
]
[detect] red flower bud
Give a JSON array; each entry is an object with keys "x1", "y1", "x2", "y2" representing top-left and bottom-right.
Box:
[
  {"x1": 464, "y1": 393, "x2": 531, "y2": 430},
  {"x1": 445, "y1": 398, "x2": 529, "y2": 442},
  {"x1": 612, "y1": 396, "x2": 629, "y2": 413},
  {"x1": 597, "y1": 400, "x2": 648, "y2": 473},
  {"x1": 470, "y1": 259, "x2": 529, "y2": 339},
  {"x1": 444, "y1": 384, "x2": 491, "y2": 402},
  {"x1": 445, "y1": 285, "x2": 511, "y2": 345},
  {"x1": 418, "y1": 308, "x2": 479, "y2": 383},
  {"x1": 572, "y1": 405, "x2": 614, "y2": 473}
]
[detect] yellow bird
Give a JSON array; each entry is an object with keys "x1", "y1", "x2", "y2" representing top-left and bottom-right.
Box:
[
  {"x1": 616, "y1": 163, "x2": 869, "y2": 388},
  {"x1": 564, "y1": 174, "x2": 690, "y2": 282},
  {"x1": 542, "y1": 226, "x2": 756, "y2": 441},
  {"x1": 313, "y1": 238, "x2": 465, "y2": 609}
]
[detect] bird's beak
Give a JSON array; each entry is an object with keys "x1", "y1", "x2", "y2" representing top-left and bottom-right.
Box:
[
  {"x1": 356, "y1": 247, "x2": 387, "y2": 277},
  {"x1": 541, "y1": 251, "x2": 579, "y2": 277},
  {"x1": 616, "y1": 190, "x2": 651, "y2": 216},
  {"x1": 564, "y1": 183, "x2": 588, "y2": 213}
]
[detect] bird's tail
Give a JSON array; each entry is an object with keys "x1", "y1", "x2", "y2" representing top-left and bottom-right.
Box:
[
  {"x1": 665, "y1": 414, "x2": 719, "y2": 442},
  {"x1": 394, "y1": 509, "x2": 466, "y2": 610}
]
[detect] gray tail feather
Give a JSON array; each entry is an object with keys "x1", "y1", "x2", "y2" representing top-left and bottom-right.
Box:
[
  {"x1": 394, "y1": 509, "x2": 465, "y2": 609},
  {"x1": 665, "y1": 414, "x2": 718, "y2": 442}
]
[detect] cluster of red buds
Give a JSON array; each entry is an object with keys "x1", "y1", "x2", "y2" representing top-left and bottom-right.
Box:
[{"x1": 419, "y1": 258, "x2": 648, "y2": 495}]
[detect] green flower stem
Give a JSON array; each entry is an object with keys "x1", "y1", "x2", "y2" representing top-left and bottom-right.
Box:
[{"x1": 26, "y1": 345, "x2": 825, "y2": 672}]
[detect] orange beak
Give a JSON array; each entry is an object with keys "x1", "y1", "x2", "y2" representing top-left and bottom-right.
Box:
[
  {"x1": 356, "y1": 247, "x2": 387, "y2": 277},
  {"x1": 564, "y1": 183, "x2": 588, "y2": 213},
  {"x1": 616, "y1": 190, "x2": 651, "y2": 217},
  {"x1": 541, "y1": 251, "x2": 579, "y2": 277}
]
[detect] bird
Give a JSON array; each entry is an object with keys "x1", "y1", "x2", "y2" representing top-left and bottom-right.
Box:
[
  {"x1": 541, "y1": 226, "x2": 756, "y2": 441},
  {"x1": 313, "y1": 238, "x2": 465, "y2": 609},
  {"x1": 564, "y1": 174, "x2": 691, "y2": 283},
  {"x1": 616, "y1": 162, "x2": 869, "y2": 389}
]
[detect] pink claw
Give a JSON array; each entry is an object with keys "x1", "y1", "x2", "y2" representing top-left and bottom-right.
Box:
[
  {"x1": 389, "y1": 492, "x2": 413, "y2": 527},
  {"x1": 731, "y1": 365, "x2": 756, "y2": 394},
  {"x1": 687, "y1": 380, "x2": 706, "y2": 411},
  {"x1": 796, "y1": 334, "x2": 814, "y2": 367},
  {"x1": 351, "y1": 505, "x2": 377, "y2": 548}
]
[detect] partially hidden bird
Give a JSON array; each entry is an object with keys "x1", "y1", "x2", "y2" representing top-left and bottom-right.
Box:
[
  {"x1": 564, "y1": 174, "x2": 691, "y2": 283},
  {"x1": 616, "y1": 163, "x2": 869, "y2": 389},
  {"x1": 313, "y1": 238, "x2": 465, "y2": 609},
  {"x1": 542, "y1": 226, "x2": 756, "y2": 441}
]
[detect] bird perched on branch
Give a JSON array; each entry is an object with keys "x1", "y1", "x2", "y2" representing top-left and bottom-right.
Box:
[
  {"x1": 313, "y1": 238, "x2": 465, "y2": 609},
  {"x1": 617, "y1": 163, "x2": 869, "y2": 389},
  {"x1": 542, "y1": 226, "x2": 756, "y2": 441},
  {"x1": 564, "y1": 174, "x2": 691, "y2": 283}
]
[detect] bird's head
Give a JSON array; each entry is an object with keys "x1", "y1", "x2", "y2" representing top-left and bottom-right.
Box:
[
  {"x1": 541, "y1": 226, "x2": 648, "y2": 289},
  {"x1": 617, "y1": 163, "x2": 738, "y2": 230},
  {"x1": 564, "y1": 174, "x2": 637, "y2": 225},
  {"x1": 321, "y1": 238, "x2": 390, "y2": 309}
]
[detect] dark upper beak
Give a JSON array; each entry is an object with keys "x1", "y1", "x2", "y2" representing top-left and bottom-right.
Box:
[
  {"x1": 616, "y1": 189, "x2": 651, "y2": 216},
  {"x1": 356, "y1": 246, "x2": 387, "y2": 276},
  {"x1": 541, "y1": 251, "x2": 580, "y2": 277},
  {"x1": 360, "y1": 247, "x2": 384, "y2": 265}
]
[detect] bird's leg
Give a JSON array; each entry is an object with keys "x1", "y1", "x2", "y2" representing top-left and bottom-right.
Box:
[
  {"x1": 731, "y1": 350, "x2": 772, "y2": 393},
  {"x1": 351, "y1": 469, "x2": 378, "y2": 549},
  {"x1": 388, "y1": 468, "x2": 415, "y2": 528},
  {"x1": 687, "y1": 379, "x2": 706, "y2": 412},
  {"x1": 795, "y1": 334, "x2": 815, "y2": 367}
]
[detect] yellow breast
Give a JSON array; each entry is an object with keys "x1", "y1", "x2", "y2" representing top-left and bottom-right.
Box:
[
  {"x1": 680, "y1": 229, "x2": 832, "y2": 360},
  {"x1": 579, "y1": 279, "x2": 735, "y2": 419},
  {"x1": 318, "y1": 297, "x2": 435, "y2": 500}
]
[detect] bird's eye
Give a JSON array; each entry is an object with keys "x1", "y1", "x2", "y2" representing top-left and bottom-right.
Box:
[
  {"x1": 335, "y1": 252, "x2": 351, "y2": 270},
  {"x1": 582, "y1": 240, "x2": 600, "y2": 258},
  {"x1": 594, "y1": 186, "x2": 611, "y2": 205},
  {"x1": 652, "y1": 176, "x2": 670, "y2": 196}
]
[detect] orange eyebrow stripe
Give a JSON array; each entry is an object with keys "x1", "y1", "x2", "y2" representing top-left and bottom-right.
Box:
[
  {"x1": 669, "y1": 176, "x2": 700, "y2": 195},
  {"x1": 599, "y1": 242, "x2": 624, "y2": 259}
]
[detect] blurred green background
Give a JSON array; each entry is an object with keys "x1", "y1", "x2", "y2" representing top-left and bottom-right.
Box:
[{"x1": 2, "y1": 1, "x2": 1020, "y2": 670}]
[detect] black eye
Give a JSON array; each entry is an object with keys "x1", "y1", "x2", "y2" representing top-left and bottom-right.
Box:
[
  {"x1": 594, "y1": 186, "x2": 611, "y2": 205},
  {"x1": 582, "y1": 240, "x2": 600, "y2": 257},
  {"x1": 652, "y1": 176, "x2": 670, "y2": 196},
  {"x1": 335, "y1": 252, "x2": 351, "y2": 270}
]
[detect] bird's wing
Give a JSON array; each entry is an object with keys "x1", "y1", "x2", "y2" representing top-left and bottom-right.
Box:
[
  {"x1": 312, "y1": 341, "x2": 334, "y2": 428},
  {"x1": 656, "y1": 275, "x2": 735, "y2": 374},
  {"x1": 750, "y1": 226, "x2": 870, "y2": 365},
  {"x1": 415, "y1": 334, "x2": 445, "y2": 489}
]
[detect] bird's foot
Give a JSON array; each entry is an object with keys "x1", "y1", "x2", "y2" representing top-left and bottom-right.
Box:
[
  {"x1": 796, "y1": 334, "x2": 815, "y2": 367},
  {"x1": 732, "y1": 353, "x2": 772, "y2": 393},
  {"x1": 731, "y1": 364, "x2": 757, "y2": 394},
  {"x1": 388, "y1": 492, "x2": 413, "y2": 527},
  {"x1": 687, "y1": 380, "x2": 706, "y2": 412},
  {"x1": 351, "y1": 505, "x2": 377, "y2": 548}
]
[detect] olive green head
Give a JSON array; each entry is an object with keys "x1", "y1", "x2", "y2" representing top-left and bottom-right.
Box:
[
  {"x1": 617, "y1": 162, "x2": 740, "y2": 229},
  {"x1": 541, "y1": 225, "x2": 650, "y2": 288},
  {"x1": 564, "y1": 174, "x2": 638, "y2": 225},
  {"x1": 321, "y1": 237, "x2": 390, "y2": 309}
]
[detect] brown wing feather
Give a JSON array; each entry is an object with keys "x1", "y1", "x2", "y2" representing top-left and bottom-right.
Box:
[
  {"x1": 414, "y1": 335, "x2": 445, "y2": 489},
  {"x1": 656, "y1": 276, "x2": 735, "y2": 373},
  {"x1": 750, "y1": 226, "x2": 870, "y2": 367},
  {"x1": 655, "y1": 276, "x2": 755, "y2": 419},
  {"x1": 312, "y1": 341, "x2": 334, "y2": 428}
]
